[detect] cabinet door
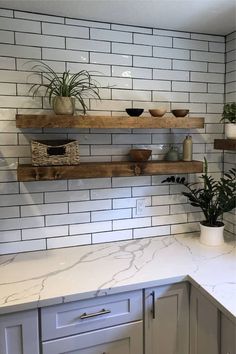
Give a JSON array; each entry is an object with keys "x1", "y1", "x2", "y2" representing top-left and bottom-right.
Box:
[
  {"x1": 221, "y1": 313, "x2": 236, "y2": 354},
  {"x1": 42, "y1": 321, "x2": 143, "y2": 354},
  {"x1": 190, "y1": 286, "x2": 220, "y2": 354},
  {"x1": 0, "y1": 309, "x2": 39, "y2": 354},
  {"x1": 145, "y1": 282, "x2": 189, "y2": 354}
]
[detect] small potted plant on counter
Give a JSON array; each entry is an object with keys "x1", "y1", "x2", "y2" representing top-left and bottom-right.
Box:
[
  {"x1": 220, "y1": 102, "x2": 236, "y2": 139},
  {"x1": 29, "y1": 61, "x2": 101, "y2": 115},
  {"x1": 162, "y1": 158, "x2": 236, "y2": 246}
]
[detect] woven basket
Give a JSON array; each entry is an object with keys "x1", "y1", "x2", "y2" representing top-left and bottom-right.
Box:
[{"x1": 31, "y1": 140, "x2": 79, "y2": 166}]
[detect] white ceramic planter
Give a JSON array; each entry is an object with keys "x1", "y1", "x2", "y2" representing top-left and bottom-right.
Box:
[
  {"x1": 199, "y1": 222, "x2": 225, "y2": 246},
  {"x1": 53, "y1": 97, "x2": 75, "y2": 115},
  {"x1": 225, "y1": 123, "x2": 236, "y2": 139}
]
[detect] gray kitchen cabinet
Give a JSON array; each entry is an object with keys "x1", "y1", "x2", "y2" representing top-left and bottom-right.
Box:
[
  {"x1": 42, "y1": 321, "x2": 143, "y2": 354},
  {"x1": 144, "y1": 282, "x2": 189, "y2": 354},
  {"x1": 221, "y1": 313, "x2": 236, "y2": 354},
  {"x1": 190, "y1": 286, "x2": 220, "y2": 354},
  {"x1": 0, "y1": 309, "x2": 39, "y2": 354}
]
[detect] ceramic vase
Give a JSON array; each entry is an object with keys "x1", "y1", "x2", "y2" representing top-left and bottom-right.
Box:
[
  {"x1": 53, "y1": 97, "x2": 75, "y2": 115},
  {"x1": 225, "y1": 123, "x2": 236, "y2": 139},
  {"x1": 199, "y1": 222, "x2": 225, "y2": 246}
]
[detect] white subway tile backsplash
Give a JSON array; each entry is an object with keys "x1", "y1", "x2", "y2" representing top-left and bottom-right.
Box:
[
  {"x1": 209, "y1": 42, "x2": 225, "y2": 53},
  {"x1": 93, "y1": 229, "x2": 132, "y2": 244},
  {"x1": 0, "y1": 206, "x2": 19, "y2": 219},
  {"x1": 67, "y1": 62, "x2": 111, "y2": 76},
  {"x1": 46, "y1": 212, "x2": 90, "y2": 226},
  {"x1": 112, "y1": 42, "x2": 152, "y2": 56},
  {"x1": 45, "y1": 190, "x2": 89, "y2": 203},
  {"x1": 132, "y1": 186, "x2": 169, "y2": 197},
  {"x1": 191, "y1": 33, "x2": 224, "y2": 42},
  {"x1": 0, "y1": 230, "x2": 21, "y2": 243},
  {"x1": 173, "y1": 60, "x2": 207, "y2": 72},
  {"x1": 0, "y1": 9, "x2": 13, "y2": 17},
  {"x1": 15, "y1": 11, "x2": 64, "y2": 24},
  {"x1": 70, "y1": 221, "x2": 112, "y2": 235},
  {"x1": 134, "y1": 225, "x2": 170, "y2": 239},
  {"x1": 190, "y1": 93, "x2": 224, "y2": 103},
  {"x1": 0, "y1": 17, "x2": 41, "y2": 33},
  {"x1": 91, "y1": 188, "x2": 131, "y2": 200},
  {"x1": 153, "y1": 69, "x2": 189, "y2": 81},
  {"x1": 91, "y1": 28, "x2": 132, "y2": 43},
  {"x1": 208, "y1": 63, "x2": 225, "y2": 73},
  {"x1": 153, "y1": 47, "x2": 190, "y2": 60},
  {"x1": 42, "y1": 22, "x2": 89, "y2": 38},
  {"x1": 22, "y1": 225, "x2": 68, "y2": 240},
  {"x1": 133, "y1": 56, "x2": 171, "y2": 69},
  {"x1": 16, "y1": 33, "x2": 65, "y2": 48},
  {"x1": 112, "y1": 65, "x2": 152, "y2": 79},
  {"x1": 66, "y1": 18, "x2": 110, "y2": 29},
  {"x1": 0, "y1": 239, "x2": 46, "y2": 255},
  {"x1": 0, "y1": 44, "x2": 41, "y2": 59},
  {"x1": 0, "y1": 30, "x2": 14, "y2": 44},
  {"x1": 152, "y1": 213, "x2": 187, "y2": 226},
  {"x1": 111, "y1": 24, "x2": 152, "y2": 34},
  {"x1": 90, "y1": 52, "x2": 132, "y2": 66},
  {"x1": 174, "y1": 38, "x2": 208, "y2": 51},
  {"x1": 133, "y1": 79, "x2": 171, "y2": 91},
  {"x1": 92, "y1": 208, "x2": 131, "y2": 222},
  {"x1": 43, "y1": 48, "x2": 88, "y2": 62},
  {"x1": 21, "y1": 203, "x2": 68, "y2": 217},
  {"x1": 0, "y1": 10, "x2": 232, "y2": 254},
  {"x1": 47, "y1": 234, "x2": 91, "y2": 249},
  {"x1": 113, "y1": 217, "x2": 151, "y2": 230},
  {"x1": 70, "y1": 199, "x2": 111, "y2": 213},
  {"x1": 153, "y1": 29, "x2": 190, "y2": 38},
  {"x1": 153, "y1": 91, "x2": 188, "y2": 102},
  {"x1": 112, "y1": 89, "x2": 151, "y2": 101},
  {"x1": 0, "y1": 216, "x2": 44, "y2": 231},
  {"x1": 191, "y1": 50, "x2": 224, "y2": 63},
  {"x1": 191, "y1": 72, "x2": 224, "y2": 83},
  {"x1": 0, "y1": 56, "x2": 15, "y2": 70},
  {"x1": 172, "y1": 81, "x2": 207, "y2": 92},
  {"x1": 134, "y1": 33, "x2": 172, "y2": 47},
  {"x1": 67, "y1": 37, "x2": 110, "y2": 52},
  {"x1": 171, "y1": 222, "x2": 199, "y2": 234}
]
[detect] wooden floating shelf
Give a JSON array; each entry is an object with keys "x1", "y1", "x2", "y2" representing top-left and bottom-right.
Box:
[
  {"x1": 17, "y1": 161, "x2": 203, "y2": 181},
  {"x1": 214, "y1": 139, "x2": 236, "y2": 151},
  {"x1": 16, "y1": 114, "x2": 204, "y2": 129}
]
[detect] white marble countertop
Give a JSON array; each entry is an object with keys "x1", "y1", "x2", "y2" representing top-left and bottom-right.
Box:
[{"x1": 0, "y1": 233, "x2": 235, "y2": 322}]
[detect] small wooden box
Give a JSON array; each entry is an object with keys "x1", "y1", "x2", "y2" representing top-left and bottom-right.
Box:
[{"x1": 31, "y1": 140, "x2": 79, "y2": 166}]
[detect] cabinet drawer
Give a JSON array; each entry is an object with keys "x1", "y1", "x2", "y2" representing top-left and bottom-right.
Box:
[
  {"x1": 41, "y1": 290, "x2": 142, "y2": 340},
  {"x1": 42, "y1": 321, "x2": 143, "y2": 354}
]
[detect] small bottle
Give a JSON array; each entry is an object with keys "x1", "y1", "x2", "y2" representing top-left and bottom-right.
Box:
[{"x1": 183, "y1": 135, "x2": 192, "y2": 161}]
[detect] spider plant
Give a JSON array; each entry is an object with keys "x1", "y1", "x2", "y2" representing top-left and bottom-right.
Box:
[
  {"x1": 28, "y1": 61, "x2": 101, "y2": 114},
  {"x1": 220, "y1": 102, "x2": 236, "y2": 123},
  {"x1": 162, "y1": 158, "x2": 236, "y2": 227}
]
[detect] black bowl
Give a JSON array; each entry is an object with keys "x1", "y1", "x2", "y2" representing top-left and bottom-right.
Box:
[{"x1": 126, "y1": 108, "x2": 144, "y2": 117}]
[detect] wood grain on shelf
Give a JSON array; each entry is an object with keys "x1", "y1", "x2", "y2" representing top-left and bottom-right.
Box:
[
  {"x1": 214, "y1": 139, "x2": 236, "y2": 151},
  {"x1": 16, "y1": 114, "x2": 204, "y2": 129},
  {"x1": 17, "y1": 161, "x2": 203, "y2": 181}
]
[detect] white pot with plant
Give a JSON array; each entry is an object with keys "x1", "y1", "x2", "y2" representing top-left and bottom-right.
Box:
[
  {"x1": 29, "y1": 61, "x2": 101, "y2": 115},
  {"x1": 221, "y1": 102, "x2": 236, "y2": 139},
  {"x1": 162, "y1": 159, "x2": 236, "y2": 246}
]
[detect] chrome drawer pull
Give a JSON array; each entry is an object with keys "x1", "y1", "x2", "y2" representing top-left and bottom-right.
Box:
[{"x1": 80, "y1": 308, "x2": 111, "y2": 319}]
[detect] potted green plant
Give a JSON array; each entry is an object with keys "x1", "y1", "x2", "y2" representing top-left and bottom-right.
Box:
[
  {"x1": 29, "y1": 61, "x2": 101, "y2": 115},
  {"x1": 220, "y1": 102, "x2": 236, "y2": 139},
  {"x1": 162, "y1": 159, "x2": 236, "y2": 246}
]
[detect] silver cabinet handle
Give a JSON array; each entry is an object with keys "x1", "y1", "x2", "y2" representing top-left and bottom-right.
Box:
[
  {"x1": 80, "y1": 308, "x2": 111, "y2": 319},
  {"x1": 151, "y1": 291, "x2": 156, "y2": 319}
]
